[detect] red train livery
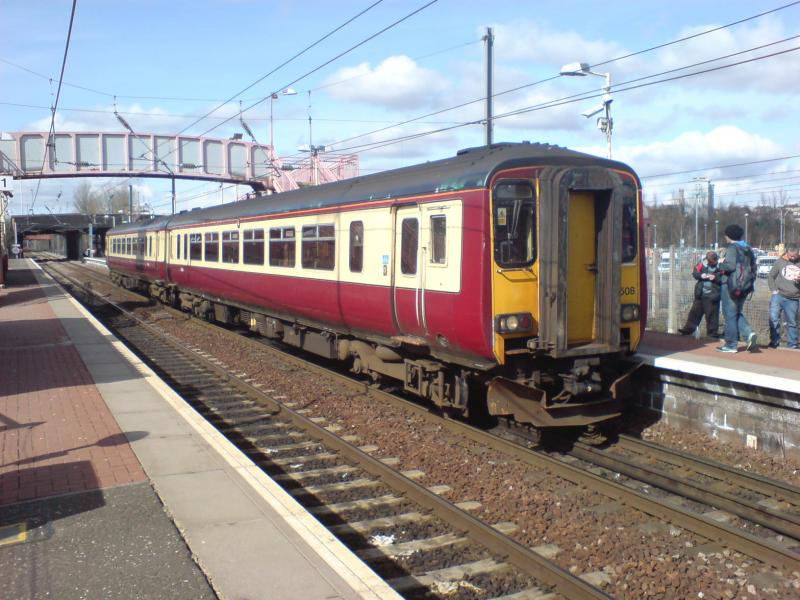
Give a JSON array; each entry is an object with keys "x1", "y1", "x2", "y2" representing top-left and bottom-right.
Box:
[{"x1": 107, "y1": 143, "x2": 646, "y2": 432}]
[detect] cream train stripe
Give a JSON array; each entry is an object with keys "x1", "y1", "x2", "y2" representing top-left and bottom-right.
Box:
[{"x1": 32, "y1": 260, "x2": 401, "y2": 600}]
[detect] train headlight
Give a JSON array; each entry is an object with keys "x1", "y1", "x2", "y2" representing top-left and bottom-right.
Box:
[
  {"x1": 621, "y1": 304, "x2": 640, "y2": 323},
  {"x1": 496, "y1": 313, "x2": 533, "y2": 334}
]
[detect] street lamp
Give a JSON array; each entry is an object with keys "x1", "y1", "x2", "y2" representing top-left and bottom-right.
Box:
[
  {"x1": 715, "y1": 219, "x2": 719, "y2": 249},
  {"x1": 269, "y1": 87, "x2": 298, "y2": 155},
  {"x1": 744, "y1": 212, "x2": 749, "y2": 241},
  {"x1": 704, "y1": 223, "x2": 707, "y2": 248},
  {"x1": 559, "y1": 62, "x2": 613, "y2": 158}
]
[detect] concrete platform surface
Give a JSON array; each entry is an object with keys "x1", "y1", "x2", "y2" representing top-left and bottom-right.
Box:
[
  {"x1": 0, "y1": 259, "x2": 400, "y2": 600},
  {"x1": 0, "y1": 484, "x2": 216, "y2": 600},
  {"x1": 638, "y1": 331, "x2": 800, "y2": 393}
]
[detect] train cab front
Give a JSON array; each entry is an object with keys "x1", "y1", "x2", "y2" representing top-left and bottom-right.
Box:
[{"x1": 486, "y1": 164, "x2": 644, "y2": 430}]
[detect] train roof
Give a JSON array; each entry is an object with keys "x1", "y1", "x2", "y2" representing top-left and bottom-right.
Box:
[{"x1": 109, "y1": 142, "x2": 638, "y2": 234}]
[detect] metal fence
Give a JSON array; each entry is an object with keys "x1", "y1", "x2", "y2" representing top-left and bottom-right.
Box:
[{"x1": 646, "y1": 246, "x2": 774, "y2": 342}]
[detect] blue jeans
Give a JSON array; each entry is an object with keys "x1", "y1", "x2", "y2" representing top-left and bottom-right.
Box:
[
  {"x1": 721, "y1": 284, "x2": 753, "y2": 347},
  {"x1": 769, "y1": 294, "x2": 799, "y2": 347}
]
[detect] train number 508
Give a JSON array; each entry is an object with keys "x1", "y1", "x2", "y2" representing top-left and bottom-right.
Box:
[{"x1": 619, "y1": 286, "x2": 636, "y2": 296}]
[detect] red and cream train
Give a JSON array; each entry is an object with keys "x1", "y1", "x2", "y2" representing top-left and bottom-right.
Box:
[{"x1": 107, "y1": 143, "x2": 646, "y2": 431}]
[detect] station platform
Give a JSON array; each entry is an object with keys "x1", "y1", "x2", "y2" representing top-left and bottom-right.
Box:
[
  {"x1": 637, "y1": 331, "x2": 800, "y2": 394},
  {"x1": 0, "y1": 259, "x2": 399, "y2": 600}
]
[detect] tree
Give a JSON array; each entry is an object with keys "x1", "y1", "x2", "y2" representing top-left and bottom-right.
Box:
[{"x1": 72, "y1": 181, "x2": 104, "y2": 214}]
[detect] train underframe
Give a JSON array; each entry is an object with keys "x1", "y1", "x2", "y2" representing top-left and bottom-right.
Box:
[{"x1": 110, "y1": 272, "x2": 634, "y2": 431}]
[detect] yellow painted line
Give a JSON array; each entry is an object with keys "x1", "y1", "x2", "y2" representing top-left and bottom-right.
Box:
[{"x1": 0, "y1": 522, "x2": 28, "y2": 547}]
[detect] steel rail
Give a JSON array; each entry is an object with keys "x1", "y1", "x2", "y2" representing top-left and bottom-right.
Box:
[
  {"x1": 44, "y1": 261, "x2": 609, "y2": 600},
  {"x1": 570, "y1": 441, "x2": 800, "y2": 540},
  {"x1": 617, "y1": 434, "x2": 800, "y2": 502},
  {"x1": 57, "y1": 260, "x2": 800, "y2": 573}
]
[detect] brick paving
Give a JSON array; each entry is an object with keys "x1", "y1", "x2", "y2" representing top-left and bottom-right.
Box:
[{"x1": 0, "y1": 264, "x2": 146, "y2": 506}]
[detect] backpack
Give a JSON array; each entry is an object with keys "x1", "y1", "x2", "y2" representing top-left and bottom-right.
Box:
[{"x1": 727, "y1": 244, "x2": 756, "y2": 299}]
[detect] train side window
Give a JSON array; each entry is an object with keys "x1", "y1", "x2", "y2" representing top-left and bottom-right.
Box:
[
  {"x1": 148, "y1": 237, "x2": 152, "y2": 257},
  {"x1": 126, "y1": 238, "x2": 132, "y2": 255},
  {"x1": 621, "y1": 193, "x2": 638, "y2": 263},
  {"x1": 269, "y1": 227, "x2": 295, "y2": 267},
  {"x1": 243, "y1": 229, "x2": 265, "y2": 265},
  {"x1": 222, "y1": 230, "x2": 240, "y2": 264},
  {"x1": 176, "y1": 235, "x2": 181, "y2": 260},
  {"x1": 401, "y1": 218, "x2": 419, "y2": 275},
  {"x1": 493, "y1": 182, "x2": 536, "y2": 268},
  {"x1": 189, "y1": 233, "x2": 202, "y2": 260},
  {"x1": 349, "y1": 221, "x2": 363, "y2": 272},
  {"x1": 184, "y1": 234, "x2": 188, "y2": 259},
  {"x1": 301, "y1": 224, "x2": 335, "y2": 270},
  {"x1": 204, "y1": 232, "x2": 219, "y2": 262},
  {"x1": 430, "y1": 215, "x2": 446, "y2": 264}
]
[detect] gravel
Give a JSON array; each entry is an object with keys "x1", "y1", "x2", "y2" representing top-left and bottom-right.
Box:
[{"x1": 68, "y1": 267, "x2": 800, "y2": 598}]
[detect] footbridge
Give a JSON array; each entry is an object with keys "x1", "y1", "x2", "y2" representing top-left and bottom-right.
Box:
[{"x1": 0, "y1": 131, "x2": 358, "y2": 193}]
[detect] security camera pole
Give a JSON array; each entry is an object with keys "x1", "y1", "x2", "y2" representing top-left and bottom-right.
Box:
[{"x1": 559, "y1": 62, "x2": 614, "y2": 158}]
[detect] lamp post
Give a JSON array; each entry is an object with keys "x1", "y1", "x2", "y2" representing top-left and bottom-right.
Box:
[
  {"x1": 744, "y1": 212, "x2": 749, "y2": 241},
  {"x1": 269, "y1": 87, "x2": 297, "y2": 157},
  {"x1": 653, "y1": 223, "x2": 657, "y2": 249},
  {"x1": 715, "y1": 219, "x2": 719, "y2": 249},
  {"x1": 559, "y1": 62, "x2": 613, "y2": 158},
  {"x1": 704, "y1": 223, "x2": 707, "y2": 248}
]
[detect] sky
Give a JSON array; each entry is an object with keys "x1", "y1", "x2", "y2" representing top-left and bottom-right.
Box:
[{"x1": 1, "y1": 0, "x2": 799, "y2": 216}]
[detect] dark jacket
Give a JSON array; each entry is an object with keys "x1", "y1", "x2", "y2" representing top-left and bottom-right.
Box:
[
  {"x1": 692, "y1": 259, "x2": 722, "y2": 300},
  {"x1": 768, "y1": 256, "x2": 800, "y2": 299}
]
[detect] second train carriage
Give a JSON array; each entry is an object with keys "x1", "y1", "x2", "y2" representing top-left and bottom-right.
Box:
[{"x1": 107, "y1": 142, "x2": 646, "y2": 430}]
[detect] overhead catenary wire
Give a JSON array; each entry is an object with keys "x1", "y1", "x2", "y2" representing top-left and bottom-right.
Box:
[
  {"x1": 173, "y1": 0, "x2": 387, "y2": 138},
  {"x1": 325, "y1": 43, "x2": 800, "y2": 156},
  {"x1": 30, "y1": 0, "x2": 77, "y2": 214}
]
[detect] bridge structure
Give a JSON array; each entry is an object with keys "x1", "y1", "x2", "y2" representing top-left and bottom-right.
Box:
[{"x1": 0, "y1": 131, "x2": 359, "y2": 194}]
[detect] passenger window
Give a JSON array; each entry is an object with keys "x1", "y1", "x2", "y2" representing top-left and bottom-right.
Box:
[
  {"x1": 176, "y1": 235, "x2": 181, "y2": 260},
  {"x1": 401, "y1": 218, "x2": 418, "y2": 275},
  {"x1": 204, "y1": 232, "x2": 219, "y2": 262},
  {"x1": 184, "y1": 234, "x2": 188, "y2": 259},
  {"x1": 430, "y1": 215, "x2": 446, "y2": 264},
  {"x1": 269, "y1": 227, "x2": 295, "y2": 267},
  {"x1": 189, "y1": 233, "x2": 202, "y2": 260},
  {"x1": 222, "y1": 231, "x2": 239, "y2": 264},
  {"x1": 148, "y1": 237, "x2": 152, "y2": 257},
  {"x1": 622, "y1": 193, "x2": 638, "y2": 263},
  {"x1": 243, "y1": 229, "x2": 264, "y2": 265},
  {"x1": 301, "y1": 224, "x2": 335, "y2": 270},
  {"x1": 349, "y1": 221, "x2": 363, "y2": 272},
  {"x1": 493, "y1": 182, "x2": 536, "y2": 268}
]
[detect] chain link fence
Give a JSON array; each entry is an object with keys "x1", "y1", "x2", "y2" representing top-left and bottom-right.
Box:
[{"x1": 646, "y1": 246, "x2": 774, "y2": 342}]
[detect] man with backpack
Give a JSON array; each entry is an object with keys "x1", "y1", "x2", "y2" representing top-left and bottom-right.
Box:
[{"x1": 717, "y1": 224, "x2": 758, "y2": 353}]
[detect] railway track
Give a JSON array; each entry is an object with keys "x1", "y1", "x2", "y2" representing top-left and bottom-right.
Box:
[
  {"x1": 47, "y1": 259, "x2": 800, "y2": 588},
  {"x1": 43, "y1": 260, "x2": 607, "y2": 600}
]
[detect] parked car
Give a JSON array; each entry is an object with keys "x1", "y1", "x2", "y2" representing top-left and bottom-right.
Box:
[{"x1": 757, "y1": 255, "x2": 778, "y2": 278}]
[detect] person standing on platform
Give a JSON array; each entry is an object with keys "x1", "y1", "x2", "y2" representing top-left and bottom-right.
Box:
[
  {"x1": 767, "y1": 243, "x2": 800, "y2": 349},
  {"x1": 717, "y1": 224, "x2": 758, "y2": 353},
  {"x1": 678, "y1": 251, "x2": 722, "y2": 337}
]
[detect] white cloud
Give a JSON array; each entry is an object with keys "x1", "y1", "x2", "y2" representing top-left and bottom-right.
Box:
[
  {"x1": 615, "y1": 125, "x2": 784, "y2": 181},
  {"x1": 321, "y1": 55, "x2": 450, "y2": 110},
  {"x1": 652, "y1": 17, "x2": 799, "y2": 93}
]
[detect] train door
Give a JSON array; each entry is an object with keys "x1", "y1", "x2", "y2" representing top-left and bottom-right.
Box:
[
  {"x1": 391, "y1": 205, "x2": 426, "y2": 336},
  {"x1": 566, "y1": 191, "x2": 597, "y2": 344}
]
